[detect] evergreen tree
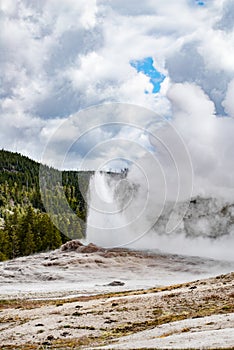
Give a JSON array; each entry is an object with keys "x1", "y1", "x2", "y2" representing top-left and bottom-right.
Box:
[
  {"x1": 22, "y1": 224, "x2": 35, "y2": 255},
  {"x1": 0, "y1": 149, "x2": 93, "y2": 261}
]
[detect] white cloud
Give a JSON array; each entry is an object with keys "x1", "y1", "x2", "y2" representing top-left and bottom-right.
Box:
[
  {"x1": 168, "y1": 82, "x2": 234, "y2": 198},
  {"x1": 222, "y1": 79, "x2": 234, "y2": 117},
  {"x1": 1, "y1": 0, "x2": 234, "y2": 199}
]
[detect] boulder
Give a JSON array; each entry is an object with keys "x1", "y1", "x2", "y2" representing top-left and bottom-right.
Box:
[{"x1": 61, "y1": 240, "x2": 84, "y2": 251}]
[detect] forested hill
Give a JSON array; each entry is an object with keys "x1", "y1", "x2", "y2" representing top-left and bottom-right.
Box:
[{"x1": 0, "y1": 150, "x2": 93, "y2": 261}]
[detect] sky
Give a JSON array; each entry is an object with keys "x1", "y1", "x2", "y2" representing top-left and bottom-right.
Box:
[{"x1": 1, "y1": 0, "x2": 234, "y2": 197}]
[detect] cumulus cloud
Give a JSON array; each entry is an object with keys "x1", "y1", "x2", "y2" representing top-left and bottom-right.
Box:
[
  {"x1": 222, "y1": 79, "x2": 234, "y2": 117},
  {"x1": 215, "y1": 0, "x2": 234, "y2": 32},
  {"x1": 1, "y1": 0, "x2": 234, "y2": 198},
  {"x1": 168, "y1": 82, "x2": 234, "y2": 198}
]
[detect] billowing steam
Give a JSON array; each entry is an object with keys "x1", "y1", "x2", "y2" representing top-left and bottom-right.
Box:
[
  {"x1": 86, "y1": 170, "x2": 234, "y2": 261},
  {"x1": 85, "y1": 92, "x2": 234, "y2": 261}
]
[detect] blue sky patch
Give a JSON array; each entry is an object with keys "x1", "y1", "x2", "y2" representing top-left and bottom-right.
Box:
[
  {"x1": 195, "y1": 0, "x2": 205, "y2": 6},
  {"x1": 130, "y1": 57, "x2": 165, "y2": 94}
]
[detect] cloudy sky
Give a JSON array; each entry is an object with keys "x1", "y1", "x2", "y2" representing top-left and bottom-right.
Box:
[{"x1": 1, "y1": 0, "x2": 234, "y2": 196}]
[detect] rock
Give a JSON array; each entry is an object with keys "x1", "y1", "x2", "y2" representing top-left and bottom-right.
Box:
[
  {"x1": 107, "y1": 280, "x2": 125, "y2": 286},
  {"x1": 104, "y1": 319, "x2": 117, "y2": 323},
  {"x1": 42, "y1": 341, "x2": 51, "y2": 346},
  {"x1": 189, "y1": 286, "x2": 197, "y2": 290},
  {"x1": 101, "y1": 251, "x2": 118, "y2": 258},
  {"x1": 61, "y1": 331, "x2": 70, "y2": 337},
  {"x1": 47, "y1": 335, "x2": 54, "y2": 341},
  {"x1": 72, "y1": 311, "x2": 82, "y2": 316},
  {"x1": 61, "y1": 240, "x2": 84, "y2": 251},
  {"x1": 112, "y1": 302, "x2": 118, "y2": 307},
  {"x1": 78, "y1": 243, "x2": 103, "y2": 254},
  {"x1": 61, "y1": 240, "x2": 104, "y2": 254}
]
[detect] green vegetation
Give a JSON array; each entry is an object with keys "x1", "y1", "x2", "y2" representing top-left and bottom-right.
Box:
[{"x1": 0, "y1": 149, "x2": 93, "y2": 261}]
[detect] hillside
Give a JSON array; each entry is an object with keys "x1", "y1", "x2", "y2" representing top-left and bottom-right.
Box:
[{"x1": 0, "y1": 150, "x2": 93, "y2": 261}]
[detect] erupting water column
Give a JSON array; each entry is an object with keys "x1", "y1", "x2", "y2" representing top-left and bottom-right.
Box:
[{"x1": 86, "y1": 171, "x2": 129, "y2": 247}]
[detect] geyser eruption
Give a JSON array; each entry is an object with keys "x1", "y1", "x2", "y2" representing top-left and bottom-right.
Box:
[
  {"x1": 39, "y1": 102, "x2": 234, "y2": 261},
  {"x1": 86, "y1": 170, "x2": 234, "y2": 261},
  {"x1": 86, "y1": 171, "x2": 130, "y2": 247},
  {"x1": 86, "y1": 148, "x2": 172, "y2": 248}
]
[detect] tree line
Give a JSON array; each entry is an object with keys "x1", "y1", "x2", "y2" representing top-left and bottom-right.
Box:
[{"x1": 0, "y1": 150, "x2": 93, "y2": 261}]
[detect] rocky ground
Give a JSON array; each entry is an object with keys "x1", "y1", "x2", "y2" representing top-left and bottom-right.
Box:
[
  {"x1": 0, "y1": 241, "x2": 233, "y2": 349},
  {"x1": 0, "y1": 240, "x2": 233, "y2": 300}
]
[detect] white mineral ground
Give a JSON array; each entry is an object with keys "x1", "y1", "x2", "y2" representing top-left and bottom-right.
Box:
[{"x1": 0, "y1": 240, "x2": 233, "y2": 349}]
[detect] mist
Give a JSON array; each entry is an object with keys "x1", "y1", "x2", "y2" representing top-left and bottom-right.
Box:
[{"x1": 86, "y1": 168, "x2": 234, "y2": 261}]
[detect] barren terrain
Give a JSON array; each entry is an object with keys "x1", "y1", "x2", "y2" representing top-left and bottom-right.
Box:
[{"x1": 0, "y1": 241, "x2": 233, "y2": 349}]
